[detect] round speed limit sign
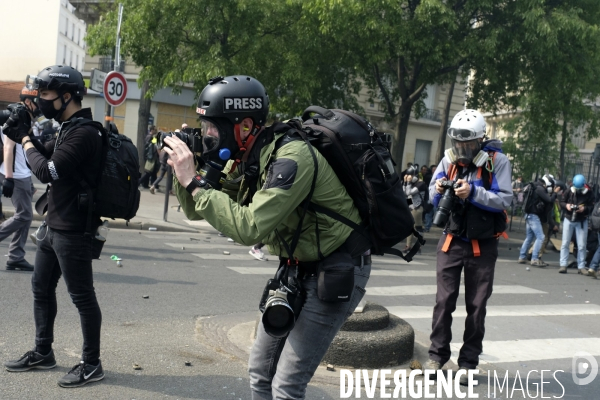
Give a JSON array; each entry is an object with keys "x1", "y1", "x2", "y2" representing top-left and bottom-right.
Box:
[{"x1": 103, "y1": 71, "x2": 128, "y2": 107}]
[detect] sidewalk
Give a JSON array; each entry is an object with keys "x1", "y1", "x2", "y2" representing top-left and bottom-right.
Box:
[{"x1": 1, "y1": 182, "x2": 202, "y2": 233}]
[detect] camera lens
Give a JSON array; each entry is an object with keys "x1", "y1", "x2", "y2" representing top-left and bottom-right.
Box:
[{"x1": 262, "y1": 290, "x2": 296, "y2": 338}]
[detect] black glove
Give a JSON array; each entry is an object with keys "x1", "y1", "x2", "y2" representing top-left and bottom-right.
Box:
[
  {"x1": 2, "y1": 178, "x2": 14, "y2": 198},
  {"x1": 3, "y1": 103, "x2": 31, "y2": 143}
]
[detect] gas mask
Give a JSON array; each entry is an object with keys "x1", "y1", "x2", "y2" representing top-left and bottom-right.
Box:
[{"x1": 445, "y1": 141, "x2": 488, "y2": 167}]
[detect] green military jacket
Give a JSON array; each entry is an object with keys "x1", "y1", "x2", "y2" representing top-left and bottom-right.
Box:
[{"x1": 174, "y1": 126, "x2": 361, "y2": 262}]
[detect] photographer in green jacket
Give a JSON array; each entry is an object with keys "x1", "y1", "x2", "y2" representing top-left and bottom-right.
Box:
[{"x1": 163, "y1": 76, "x2": 371, "y2": 400}]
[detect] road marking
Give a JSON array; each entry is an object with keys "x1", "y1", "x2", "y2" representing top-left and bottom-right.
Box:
[
  {"x1": 450, "y1": 338, "x2": 600, "y2": 364},
  {"x1": 388, "y1": 303, "x2": 600, "y2": 319},
  {"x1": 227, "y1": 268, "x2": 437, "y2": 276},
  {"x1": 193, "y1": 254, "x2": 257, "y2": 261},
  {"x1": 371, "y1": 257, "x2": 427, "y2": 265},
  {"x1": 165, "y1": 243, "x2": 242, "y2": 250},
  {"x1": 184, "y1": 220, "x2": 215, "y2": 228},
  {"x1": 228, "y1": 267, "x2": 275, "y2": 275},
  {"x1": 366, "y1": 285, "x2": 546, "y2": 296}
]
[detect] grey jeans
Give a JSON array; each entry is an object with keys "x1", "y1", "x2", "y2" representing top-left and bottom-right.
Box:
[
  {"x1": 0, "y1": 174, "x2": 33, "y2": 262},
  {"x1": 249, "y1": 263, "x2": 371, "y2": 400}
]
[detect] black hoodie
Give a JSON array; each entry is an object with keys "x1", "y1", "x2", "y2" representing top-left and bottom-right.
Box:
[{"x1": 26, "y1": 108, "x2": 103, "y2": 232}]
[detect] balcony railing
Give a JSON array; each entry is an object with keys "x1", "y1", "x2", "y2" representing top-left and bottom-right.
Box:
[
  {"x1": 421, "y1": 108, "x2": 441, "y2": 122},
  {"x1": 99, "y1": 57, "x2": 125, "y2": 73}
]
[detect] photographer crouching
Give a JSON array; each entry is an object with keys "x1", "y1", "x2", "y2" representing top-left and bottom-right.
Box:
[
  {"x1": 424, "y1": 110, "x2": 512, "y2": 384},
  {"x1": 3, "y1": 66, "x2": 105, "y2": 388},
  {"x1": 165, "y1": 76, "x2": 370, "y2": 399}
]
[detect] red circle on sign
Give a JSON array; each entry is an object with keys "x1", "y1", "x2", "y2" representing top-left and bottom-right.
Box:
[{"x1": 103, "y1": 71, "x2": 128, "y2": 107}]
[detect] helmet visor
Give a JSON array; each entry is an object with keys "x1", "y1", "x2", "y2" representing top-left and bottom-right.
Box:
[
  {"x1": 201, "y1": 120, "x2": 222, "y2": 154},
  {"x1": 451, "y1": 138, "x2": 481, "y2": 162},
  {"x1": 448, "y1": 127, "x2": 478, "y2": 141}
]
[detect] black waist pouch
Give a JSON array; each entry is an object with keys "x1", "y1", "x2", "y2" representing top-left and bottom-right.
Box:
[
  {"x1": 465, "y1": 205, "x2": 495, "y2": 239},
  {"x1": 317, "y1": 251, "x2": 355, "y2": 302}
]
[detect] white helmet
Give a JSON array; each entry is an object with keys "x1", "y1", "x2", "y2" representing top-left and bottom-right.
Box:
[{"x1": 446, "y1": 109, "x2": 487, "y2": 165}]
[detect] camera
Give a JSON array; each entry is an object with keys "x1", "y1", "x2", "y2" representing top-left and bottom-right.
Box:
[
  {"x1": 0, "y1": 103, "x2": 28, "y2": 131},
  {"x1": 571, "y1": 204, "x2": 578, "y2": 222},
  {"x1": 259, "y1": 273, "x2": 305, "y2": 338},
  {"x1": 433, "y1": 180, "x2": 460, "y2": 228},
  {"x1": 159, "y1": 127, "x2": 203, "y2": 153}
]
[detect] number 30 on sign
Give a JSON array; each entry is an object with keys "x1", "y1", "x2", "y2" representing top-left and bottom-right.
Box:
[{"x1": 103, "y1": 71, "x2": 128, "y2": 107}]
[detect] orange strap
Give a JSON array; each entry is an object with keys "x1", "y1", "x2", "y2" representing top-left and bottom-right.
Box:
[
  {"x1": 476, "y1": 167, "x2": 482, "y2": 180},
  {"x1": 442, "y1": 234, "x2": 453, "y2": 252},
  {"x1": 471, "y1": 239, "x2": 481, "y2": 257},
  {"x1": 447, "y1": 164, "x2": 457, "y2": 181}
]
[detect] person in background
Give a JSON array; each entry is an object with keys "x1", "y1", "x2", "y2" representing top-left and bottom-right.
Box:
[
  {"x1": 558, "y1": 174, "x2": 594, "y2": 274},
  {"x1": 403, "y1": 164, "x2": 426, "y2": 252}
]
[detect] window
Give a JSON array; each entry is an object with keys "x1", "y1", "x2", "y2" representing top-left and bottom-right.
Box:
[
  {"x1": 76, "y1": 28, "x2": 80, "y2": 45},
  {"x1": 64, "y1": 18, "x2": 68, "y2": 35},
  {"x1": 369, "y1": 102, "x2": 375, "y2": 108},
  {"x1": 62, "y1": 44, "x2": 67, "y2": 64},
  {"x1": 69, "y1": 50, "x2": 72, "y2": 67},
  {"x1": 415, "y1": 140, "x2": 432, "y2": 168},
  {"x1": 75, "y1": 55, "x2": 78, "y2": 70},
  {"x1": 71, "y1": 23, "x2": 74, "y2": 40}
]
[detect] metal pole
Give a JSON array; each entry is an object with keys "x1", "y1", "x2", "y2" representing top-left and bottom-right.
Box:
[
  {"x1": 163, "y1": 167, "x2": 173, "y2": 222},
  {"x1": 106, "y1": 3, "x2": 124, "y2": 130}
]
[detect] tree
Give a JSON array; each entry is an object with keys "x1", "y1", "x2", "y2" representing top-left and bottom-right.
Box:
[
  {"x1": 467, "y1": 0, "x2": 600, "y2": 179},
  {"x1": 304, "y1": 0, "x2": 522, "y2": 171},
  {"x1": 85, "y1": 0, "x2": 362, "y2": 120}
]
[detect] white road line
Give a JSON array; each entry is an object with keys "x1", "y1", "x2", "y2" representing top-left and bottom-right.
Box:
[
  {"x1": 450, "y1": 338, "x2": 600, "y2": 364},
  {"x1": 366, "y1": 285, "x2": 546, "y2": 296},
  {"x1": 183, "y1": 220, "x2": 215, "y2": 228},
  {"x1": 165, "y1": 243, "x2": 243, "y2": 250},
  {"x1": 388, "y1": 304, "x2": 600, "y2": 319},
  {"x1": 193, "y1": 254, "x2": 255, "y2": 261},
  {"x1": 227, "y1": 268, "x2": 437, "y2": 276},
  {"x1": 228, "y1": 267, "x2": 275, "y2": 275},
  {"x1": 371, "y1": 257, "x2": 427, "y2": 265}
]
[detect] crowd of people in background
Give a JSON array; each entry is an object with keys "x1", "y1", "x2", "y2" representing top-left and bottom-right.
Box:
[{"x1": 514, "y1": 172, "x2": 600, "y2": 279}]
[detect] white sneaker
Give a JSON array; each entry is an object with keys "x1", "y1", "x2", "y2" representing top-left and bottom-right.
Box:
[
  {"x1": 249, "y1": 246, "x2": 264, "y2": 260},
  {"x1": 227, "y1": 238, "x2": 235, "y2": 243}
]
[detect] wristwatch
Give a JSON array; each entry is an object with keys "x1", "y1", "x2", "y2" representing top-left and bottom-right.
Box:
[{"x1": 185, "y1": 175, "x2": 207, "y2": 194}]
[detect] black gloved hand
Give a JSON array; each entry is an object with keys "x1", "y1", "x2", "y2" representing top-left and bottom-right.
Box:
[
  {"x1": 3, "y1": 103, "x2": 31, "y2": 143},
  {"x1": 2, "y1": 178, "x2": 14, "y2": 198}
]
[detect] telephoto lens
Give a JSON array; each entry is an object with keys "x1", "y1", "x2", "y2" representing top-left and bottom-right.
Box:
[
  {"x1": 262, "y1": 287, "x2": 296, "y2": 338},
  {"x1": 432, "y1": 181, "x2": 457, "y2": 228},
  {"x1": 571, "y1": 205, "x2": 578, "y2": 222}
]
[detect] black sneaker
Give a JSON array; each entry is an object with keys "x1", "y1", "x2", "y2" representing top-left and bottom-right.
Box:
[
  {"x1": 5, "y1": 349, "x2": 56, "y2": 372},
  {"x1": 58, "y1": 360, "x2": 104, "y2": 388},
  {"x1": 6, "y1": 259, "x2": 34, "y2": 271}
]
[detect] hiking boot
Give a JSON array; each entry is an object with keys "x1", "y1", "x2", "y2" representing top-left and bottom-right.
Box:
[
  {"x1": 517, "y1": 258, "x2": 527, "y2": 264},
  {"x1": 58, "y1": 360, "x2": 104, "y2": 388},
  {"x1": 558, "y1": 266, "x2": 567, "y2": 274},
  {"x1": 249, "y1": 246, "x2": 265, "y2": 261},
  {"x1": 5, "y1": 349, "x2": 56, "y2": 372},
  {"x1": 578, "y1": 269, "x2": 590, "y2": 276},
  {"x1": 149, "y1": 185, "x2": 156, "y2": 195},
  {"x1": 588, "y1": 269, "x2": 597, "y2": 279},
  {"x1": 531, "y1": 259, "x2": 547, "y2": 268},
  {"x1": 6, "y1": 259, "x2": 34, "y2": 271},
  {"x1": 423, "y1": 359, "x2": 443, "y2": 371}
]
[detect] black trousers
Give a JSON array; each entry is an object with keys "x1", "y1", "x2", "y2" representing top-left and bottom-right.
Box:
[
  {"x1": 429, "y1": 234, "x2": 498, "y2": 369},
  {"x1": 32, "y1": 227, "x2": 102, "y2": 363}
]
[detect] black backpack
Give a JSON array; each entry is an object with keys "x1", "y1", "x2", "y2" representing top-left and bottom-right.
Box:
[
  {"x1": 69, "y1": 119, "x2": 141, "y2": 228},
  {"x1": 522, "y1": 182, "x2": 543, "y2": 214},
  {"x1": 298, "y1": 106, "x2": 424, "y2": 261}
]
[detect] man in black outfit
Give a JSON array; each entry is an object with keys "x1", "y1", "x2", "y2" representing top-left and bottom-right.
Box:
[{"x1": 3, "y1": 65, "x2": 105, "y2": 388}]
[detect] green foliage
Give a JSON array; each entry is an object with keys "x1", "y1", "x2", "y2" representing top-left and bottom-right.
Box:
[{"x1": 85, "y1": 0, "x2": 361, "y2": 119}]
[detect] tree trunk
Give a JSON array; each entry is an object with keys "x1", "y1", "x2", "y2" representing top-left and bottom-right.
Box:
[
  {"x1": 559, "y1": 116, "x2": 568, "y2": 180},
  {"x1": 435, "y1": 76, "x2": 457, "y2": 164},
  {"x1": 137, "y1": 79, "x2": 151, "y2": 173},
  {"x1": 392, "y1": 105, "x2": 412, "y2": 175}
]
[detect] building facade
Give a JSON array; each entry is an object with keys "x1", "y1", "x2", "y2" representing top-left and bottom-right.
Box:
[{"x1": 0, "y1": 0, "x2": 86, "y2": 82}]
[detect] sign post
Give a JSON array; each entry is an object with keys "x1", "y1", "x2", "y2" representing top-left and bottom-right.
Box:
[{"x1": 105, "y1": 3, "x2": 124, "y2": 130}]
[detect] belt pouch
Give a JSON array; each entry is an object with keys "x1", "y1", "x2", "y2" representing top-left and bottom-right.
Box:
[{"x1": 317, "y1": 251, "x2": 354, "y2": 302}]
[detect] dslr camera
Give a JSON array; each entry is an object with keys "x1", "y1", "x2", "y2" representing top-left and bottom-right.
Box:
[
  {"x1": 159, "y1": 127, "x2": 203, "y2": 153},
  {"x1": 259, "y1": 270, "x2": 305, "y2": 338},
  {"x1": 433, "y1": 180, "x2": 460, "y2": 228},
  {"x1": 0, "y1": 103, "x2": 29, "y2": 132}
]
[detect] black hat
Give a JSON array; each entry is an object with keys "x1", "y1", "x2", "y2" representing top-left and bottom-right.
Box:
[{"x1": 196, "y1": 76, "x2": 269, "y2": 125}]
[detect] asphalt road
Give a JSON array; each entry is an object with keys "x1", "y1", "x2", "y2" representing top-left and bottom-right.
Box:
[{"x1": 0, "y1": 225, "x2": 599, "y2": 399}]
